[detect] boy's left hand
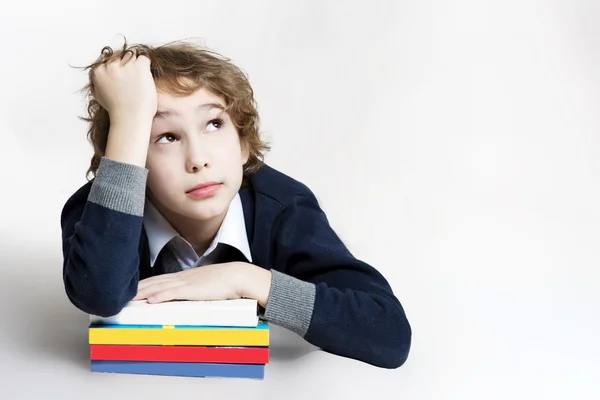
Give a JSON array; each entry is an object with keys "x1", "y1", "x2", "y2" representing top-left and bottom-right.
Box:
[{"x1": 132, "y1": 262, "x2": 272, "y2": 307}]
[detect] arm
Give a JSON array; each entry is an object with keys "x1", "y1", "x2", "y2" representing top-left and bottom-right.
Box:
[
  {"x1": 61, "y1": 157, "x2": 149, "y2": 317},
  {"x1": 260, "y1": 192, "x2": 412, "y2": 369},
  {"x1": 61, "y1": 51, "x2": 157, "y2": 317}
]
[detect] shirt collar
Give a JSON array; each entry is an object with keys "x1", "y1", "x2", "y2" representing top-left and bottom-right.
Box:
[{"x1": 143, "y1": 193, "x2": 252, "y2": 267}]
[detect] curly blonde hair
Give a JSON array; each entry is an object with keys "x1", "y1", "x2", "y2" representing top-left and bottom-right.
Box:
[{"x1": 77, "y1": 38, "x2": 270, "y2": 181}]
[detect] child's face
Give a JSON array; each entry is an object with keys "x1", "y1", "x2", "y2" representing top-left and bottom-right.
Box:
[{"x1": 145, "y1": 87, "x2": 249, "y2": 223}]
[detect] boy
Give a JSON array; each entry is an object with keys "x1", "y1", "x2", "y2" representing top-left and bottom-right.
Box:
[{"x1": 61, "y1": 40, "x2": 411, "y2": 369}]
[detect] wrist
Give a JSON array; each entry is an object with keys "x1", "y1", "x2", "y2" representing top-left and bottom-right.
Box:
[
  {"x1": 109, "y1": 110, "x2": 155, "y2": 126},
  {"x1": 104, "y1": 116, "x2": 153, "y2": 168},
  {"x1": 236, "y1": 263, "x2": 272, "y2": 308}
]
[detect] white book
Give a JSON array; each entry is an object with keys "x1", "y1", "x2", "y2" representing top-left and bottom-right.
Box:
[{"x1": 89, "y1": 299, "x2": 259, "y2": 327}]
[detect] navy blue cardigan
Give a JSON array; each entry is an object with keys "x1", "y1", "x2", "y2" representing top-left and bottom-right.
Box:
[{"x1": 60, "y1": 157, "x2": 411, "y2": 368}]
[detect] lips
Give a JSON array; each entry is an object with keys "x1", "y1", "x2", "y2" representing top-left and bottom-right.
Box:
[
  {"x1": 185, "y1": 182, "x2": 223, "y2": 199},
  {"x1": 186, "y1": 182, "x2": 221, "y2": 193}
]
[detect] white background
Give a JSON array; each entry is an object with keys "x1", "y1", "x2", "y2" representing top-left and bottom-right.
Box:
[{"x1": 0, "y1": 1, "x2": 599, "y2": 398}]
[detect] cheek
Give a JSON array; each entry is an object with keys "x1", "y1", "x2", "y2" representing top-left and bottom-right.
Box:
[
  {"x1": 219, "y1": 135, "x2": 247, "y2": 165},
  {"x1": 146, "y1": 173, "x2": 165, "y2": 197},
  {"x1": 146, "y1": 164, "x2": 178, "y2": 194},
  {"x1": 218, "y1": 147, "x2": 245, "y2": 172},
  {"x1": 147, "y1": 151, "x2": 174, "y2": 178}
]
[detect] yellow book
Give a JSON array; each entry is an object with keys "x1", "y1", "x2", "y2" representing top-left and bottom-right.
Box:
[{"x1": 89, "y1": 322, "x2": 269, "y2": 346}]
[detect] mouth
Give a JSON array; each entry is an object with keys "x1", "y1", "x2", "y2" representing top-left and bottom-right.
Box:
[
  {"x1": 185, "y1": 182, "x2": 222, "y2": 199},
  {"x1": 186, "y1": 182, "x2": 221, "y2": 193}
]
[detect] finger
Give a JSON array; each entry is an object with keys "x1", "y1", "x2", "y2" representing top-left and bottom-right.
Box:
[
  {"x1": 90, "y1": 63, "x2": 106, "y2": 81},
  {"x1": 135, "y1": 280, "x2": 182, "y2": 300},
  {"x1": 135, "y1": 54, "x2": 151, "y2": 68},
  {"x1": 137, "y1": 273, "x2": 177, "y2": 291},
  {"x1": 105, "y1": 53, "x2": 122, "y2": 67},
  {"x1": 134, "y1": 280, "x2": 183, "y2": 300},
  {"x1": 119, "y1": 49, "x2": 135, "y2": 64},
  {"x1": 148, "y1": 286, "x2": 188, "y2": 304}
]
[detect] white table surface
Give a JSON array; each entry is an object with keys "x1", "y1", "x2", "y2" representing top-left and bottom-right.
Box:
[{"x1": 1, "y1": 246, "x2": 597, "y2": 400}]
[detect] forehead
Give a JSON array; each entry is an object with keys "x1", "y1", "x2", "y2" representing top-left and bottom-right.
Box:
[{"x1": 156, "y1": 87, "x2": 226, "y2": 115}]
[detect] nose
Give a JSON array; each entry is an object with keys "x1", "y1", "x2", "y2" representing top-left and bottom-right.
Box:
[{"x1": 185, "y1": 136, "x2": 210, "y2": 173}]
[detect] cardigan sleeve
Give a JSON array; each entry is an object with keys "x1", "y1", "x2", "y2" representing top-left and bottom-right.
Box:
[
  {"x1": 263, "y1": 191, "x2": 412, "y2": 369},
  {"x1": 61, "y1": 157, "x2": 148, "y2": 317}
]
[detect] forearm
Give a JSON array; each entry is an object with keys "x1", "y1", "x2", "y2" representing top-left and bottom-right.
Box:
[
  {"x1": 257, "y1": 191, "x2": 411, "y2": 368},
  {"x1": 262, "y1": 270, "x2": 411, "y2": 369},
  {"x1": 62, "y1": 157, "x2": 148, "y2": 316},
  {"x1": 104, "y1": 116, "x2": 153, "y2": 168},
  {"x1": 306, "y1": 280, "x2": 411, "y2": 369}
]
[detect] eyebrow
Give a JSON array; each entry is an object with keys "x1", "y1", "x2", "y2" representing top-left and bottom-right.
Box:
[{"x1": 154, "y1": 102, "x2": 225, "y2": 119}]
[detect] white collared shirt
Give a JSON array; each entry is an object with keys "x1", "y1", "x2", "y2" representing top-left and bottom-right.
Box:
[{"x1": 143, "y1": 193, "x2": 252, "y2": 269}]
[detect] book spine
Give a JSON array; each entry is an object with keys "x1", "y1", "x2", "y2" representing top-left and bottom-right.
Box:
[
  {"x1": 90, "y1": 345, "x2": 269, "y2": 364},
  {"x1": 89, "y1": 327, "x2": 270, "y2": 346}
]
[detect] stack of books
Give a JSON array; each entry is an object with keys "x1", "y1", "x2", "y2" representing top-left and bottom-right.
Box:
[{"x1": 88, "y1": 299, "x2": 269, "y2": 379}]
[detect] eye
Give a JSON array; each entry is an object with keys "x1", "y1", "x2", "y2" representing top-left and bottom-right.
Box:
[
  {"x1": 156, "y1": 133, "x2": 178, "y2": 144},
  {"x1": 205, "y1": 118, "x2": 224, "y2": 133}
]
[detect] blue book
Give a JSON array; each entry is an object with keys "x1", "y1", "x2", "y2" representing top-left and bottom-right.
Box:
[{"x1": 91, "y1": 360, "x2": 265, "y2": 379}]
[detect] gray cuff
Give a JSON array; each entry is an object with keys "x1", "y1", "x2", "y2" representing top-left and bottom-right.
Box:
[
  {"x1": 87, "y1": 157, "x2": 148, "y2": 216},
  {"x1": 263, "y1": 270, "x2": 316, "y2": 337}
]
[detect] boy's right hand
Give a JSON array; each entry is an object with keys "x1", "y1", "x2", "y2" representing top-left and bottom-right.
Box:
[
  {"x1": 91, "y1": 50, "x2": 157, "y2": 168},
  {"x1": 91, "y1": 51, "x2": 157, "y2": 123}
]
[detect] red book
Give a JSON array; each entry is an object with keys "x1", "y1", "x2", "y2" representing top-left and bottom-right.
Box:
[{"x1": 90, "y1": 345, "x2": 269, "y2": 364}]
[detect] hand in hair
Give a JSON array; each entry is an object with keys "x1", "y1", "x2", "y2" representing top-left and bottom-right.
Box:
[
  {"x1": 90, "y1": 50, "x2": 157, "y2": 122},
  {"x1": 89, "y1": 49, "x2": 158, "y2": 168}
]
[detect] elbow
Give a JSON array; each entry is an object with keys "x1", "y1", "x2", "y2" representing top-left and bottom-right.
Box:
[
  {"x1": 373, "y1": 316, "x2": 412, "y2": 369},
  {"x1": 369, "y1": 297, "x2": 412, "y2": 369},
  {"x1": 62, "y1": 254, "x2": 138, "y2": 318},
  {"x1": 64, "y1": 278, "x2": 132, "y2": 318},
  {"x1": 66, "y1": 288, "x2": 129, "y2": 318},
  {"x1": 86, "y1": 298, "x2": 128, "y2": 318},
  {"x1": 382, "y1": 331, "x2": 411, "y2": 369}
]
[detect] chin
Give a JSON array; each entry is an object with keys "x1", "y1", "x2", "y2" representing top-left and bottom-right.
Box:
[{"x1": 180, "y1": 200, "x2": 229, "y2": 221}]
